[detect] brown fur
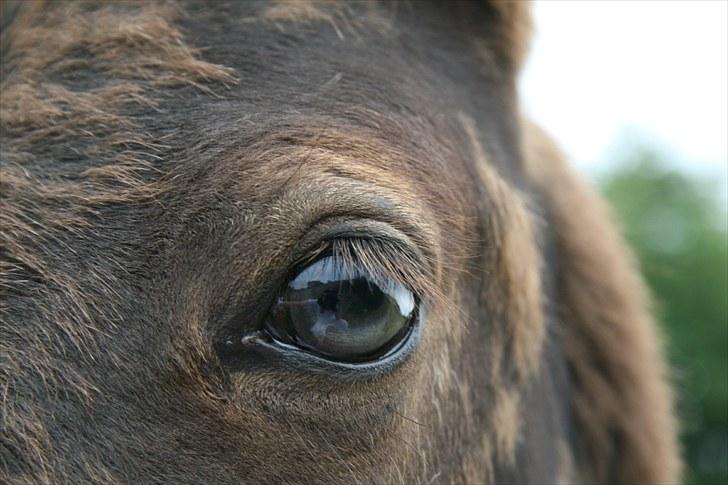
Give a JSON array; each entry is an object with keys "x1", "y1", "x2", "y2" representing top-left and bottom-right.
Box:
[
  {"x1": 1, "y1": 1, "x2": 680, "y2": 483},
  {"x1": 260, "y1": 0, "x2": 396, "y2": 39},
  {"x1": 522, "y1": 122, "x2": 681, "y2": 482}
]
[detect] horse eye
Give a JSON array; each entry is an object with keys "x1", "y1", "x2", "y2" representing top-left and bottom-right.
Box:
[{"x1": 265, "y1": 255, "x2": 417, "y2": 363}]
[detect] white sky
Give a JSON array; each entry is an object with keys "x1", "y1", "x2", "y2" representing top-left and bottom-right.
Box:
[{"x1": 519, "y1": 0, "x2": 728, "y2": 180}]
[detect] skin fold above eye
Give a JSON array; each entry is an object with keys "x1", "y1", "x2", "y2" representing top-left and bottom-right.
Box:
[{"x1": 265, "y1": 254, "x2": 416, "y2": 363}]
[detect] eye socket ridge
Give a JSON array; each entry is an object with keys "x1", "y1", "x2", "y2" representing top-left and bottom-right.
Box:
[{"x1": 264, "y1": 238, "x2": 423, "y2": 364}]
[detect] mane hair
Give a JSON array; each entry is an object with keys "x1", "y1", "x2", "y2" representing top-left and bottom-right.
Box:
[{"x1": 522, "y1": 121, "x2": 681, "y2": 483}]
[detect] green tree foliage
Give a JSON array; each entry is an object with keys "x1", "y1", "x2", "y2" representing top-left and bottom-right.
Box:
[{"x1": 600, "y1": 148, "x2": 728, "y2": 485}]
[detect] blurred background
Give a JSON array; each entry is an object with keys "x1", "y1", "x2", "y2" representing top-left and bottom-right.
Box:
[{"x1": 519, "y1": 2, "x2": 727, "y2": 484}]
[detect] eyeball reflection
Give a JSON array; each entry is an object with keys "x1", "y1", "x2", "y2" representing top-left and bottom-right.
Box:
[{"x1": 266, "y1": 256, "x2": 416, "y2": 362}]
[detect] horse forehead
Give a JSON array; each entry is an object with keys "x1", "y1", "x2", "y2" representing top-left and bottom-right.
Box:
[{"x1": 2, "y1": 0, "x2": 521, "y2": 183}]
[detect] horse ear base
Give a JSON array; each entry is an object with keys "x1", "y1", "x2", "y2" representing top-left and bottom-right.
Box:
[
  {"x1": 520, "y1": 121, "x2": 682, "y2": 484},
  {"x1": 485, "y1": 0, "x2": 533, "y2": 71},
  {"x1": 440, "y1": 0, "x2": 533, "y2": 72}
]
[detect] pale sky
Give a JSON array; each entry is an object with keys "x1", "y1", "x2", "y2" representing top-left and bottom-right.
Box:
[{"x1": 519, "y1": 0, "x2": 728, "y2": 180}]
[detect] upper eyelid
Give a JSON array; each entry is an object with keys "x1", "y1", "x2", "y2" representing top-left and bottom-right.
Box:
[
  {"x1": 226, "y1": 177, "x2": 443, "y2": 307},
  {"x1": 325, "y1": 236, "x2": 434, "y2": 303},
  {"x1": 281, "y1": 217, "x2": 435, "y2": 302},
  {"x1": 270, "y1": 175, "x2": 441, "y2": 272},
  {"x1": 291, "y1": 235, "x2": 425, "y2": 284}
]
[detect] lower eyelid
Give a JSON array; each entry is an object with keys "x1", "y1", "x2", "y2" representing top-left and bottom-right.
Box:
[{"x1": 238, "y1": 316, "x2": 423, "y2": 377}]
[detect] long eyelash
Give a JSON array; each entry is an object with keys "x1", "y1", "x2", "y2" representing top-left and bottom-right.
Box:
[
  {"x1": 286, "y1": 231, "x2": 483, "y2": 351},
  {"x1": 309, "y1": 238, "x2": 437, "y2": 304},
  {"x1": 290, "y1": 236, "x2": 450, "y2": 324}
]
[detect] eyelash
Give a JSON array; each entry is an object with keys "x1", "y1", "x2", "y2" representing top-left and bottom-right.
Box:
[{"x1": 299, "y1": 237, "x2": 427, "y2": 302}]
